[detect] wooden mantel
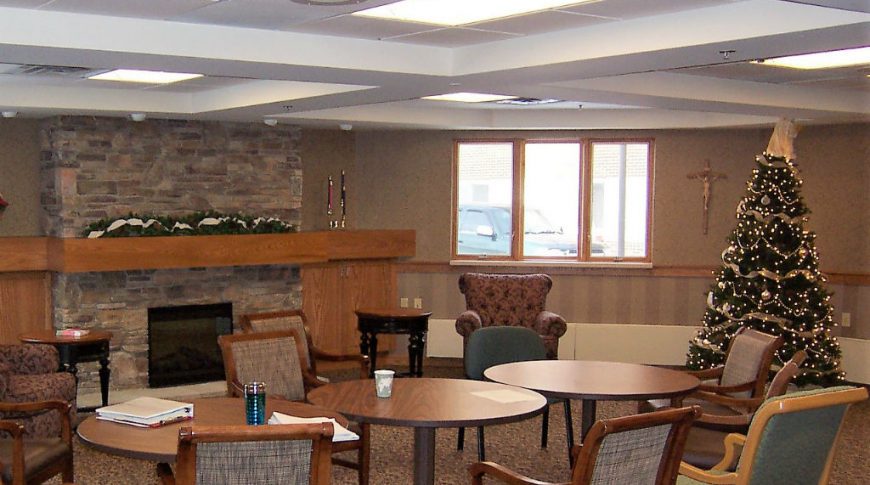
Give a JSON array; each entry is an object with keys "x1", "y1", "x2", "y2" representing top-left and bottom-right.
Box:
[{"x1": 0, "y1": 230, "x2": 415, "y2": 273}]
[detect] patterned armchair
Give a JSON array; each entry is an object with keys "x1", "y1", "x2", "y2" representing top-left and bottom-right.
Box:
[
  {"x1": 0, "y1": 344, "x2": 76, "y2": 439},
  {"x1": 455, "y1": 273, "x2": 566, "y2": 359}
]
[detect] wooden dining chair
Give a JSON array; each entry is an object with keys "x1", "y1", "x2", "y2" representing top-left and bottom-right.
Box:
[
  {"x1": 156, "y1": 421, "x2": 334, "y2": 485},
  {"x1": 470, "y1": 406, "x2": 702, "y2": 485},
  {"x1": 681, "y1": 350, "x2": 807, "y2": 470},
  {"x1": 0, "y1": 400, "x2": 74, "y2": 485},
  {"x1": 239, "y1": 310, "x2": 369, "y2": 380},
  {"x1": 217, "y1": 330, "x2": 370, "y2": 485}
]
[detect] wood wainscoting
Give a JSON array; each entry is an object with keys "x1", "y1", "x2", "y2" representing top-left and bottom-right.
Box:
[{"x1": 0, "y1": 271, "x2": 51, "y2": 344}]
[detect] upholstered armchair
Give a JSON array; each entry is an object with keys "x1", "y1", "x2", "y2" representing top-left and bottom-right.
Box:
[
  {"x1": 0, "y1": 344, "x2": 76, "y2": 439},
  {"x1": 455, "y1": 273, "x2": 566, "y2": 359}
]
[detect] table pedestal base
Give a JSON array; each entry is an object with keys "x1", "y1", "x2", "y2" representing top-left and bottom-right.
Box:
[{"x1": 413, "y1": 427, "x2": 436, "y2": 485}]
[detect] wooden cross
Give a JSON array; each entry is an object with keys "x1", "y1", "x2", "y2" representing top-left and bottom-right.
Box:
[{"x1": 687, "y1": 159, "x2": 726, "y2": 235}]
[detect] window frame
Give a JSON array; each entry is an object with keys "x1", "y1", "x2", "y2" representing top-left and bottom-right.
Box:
[{"x1": 452, "y1": 137, "x2": 654, "y2": 264}]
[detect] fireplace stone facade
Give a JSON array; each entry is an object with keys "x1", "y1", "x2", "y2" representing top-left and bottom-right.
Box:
[{"x1": 39, "y1": 116, "x2": 304, "y2": 392}]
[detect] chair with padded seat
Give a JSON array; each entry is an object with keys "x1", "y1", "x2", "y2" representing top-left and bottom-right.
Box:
[
  {"x1": 455, "y1": 273, "x2": 566, "y2": 360},
  {"x1": 457, "y1": 326, "x2": 568, "y2": 460},
  {"x1": 470, "y1": 405, "x2": 701, "y2": 485},
  {"x1": 677, "y1": 386, "x2": 868, "y2": 485},
  {"x1": 239, "y1": 309, "x2": 369, "y2": 380},
  {"x1": 0, "y1": 400, "x2": 74, "y2": 485},
  {"x1": 0, "y1": 344, "x2": 77, "y2": 440},
  {"x1": 681, "y1": 350, "x2": 806, "y2": 470},
  {"x1": 642, "y1": 328, "x2": 783, "y2": 420},
  {"x1": 218, "y1": 330, "x2": 369, "y2": 485},
  {"x1": 156, "y1": 421, "x2": 334, "y2": 485}
]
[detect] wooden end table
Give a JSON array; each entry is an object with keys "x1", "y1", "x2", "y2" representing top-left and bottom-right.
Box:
[
  {"x1": 19, "y1": 330, "x2": 113, "y2": 410},
  {"x1": 356, "y1": 308, "x2": 432, "y2": 377}
]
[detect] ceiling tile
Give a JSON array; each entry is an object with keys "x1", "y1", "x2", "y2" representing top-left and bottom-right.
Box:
[
  {"x1": 559, "y1": 0, "x2": 732, "y2": 20},
  {"x1": 290, "y1": 14, "x2": 436, "y2": 40},
  {"x1": 37, "y1": 0, "x2": 216, "y2": 19},
  {"x1": 386, "y1": 27, "x2": 519, "y2": 47},
  {"x1": 472, "y1": 10, "x2": 612, "y2": 35}
]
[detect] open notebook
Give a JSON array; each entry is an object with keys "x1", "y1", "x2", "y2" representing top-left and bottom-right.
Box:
[{"x1": 268, "y1": 412, "x2": 359, "y2": 442}]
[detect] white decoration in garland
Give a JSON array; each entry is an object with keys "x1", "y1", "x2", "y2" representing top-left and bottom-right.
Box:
[{"x1": 106, "y1": 219, "x2": 127, "y2": 232}]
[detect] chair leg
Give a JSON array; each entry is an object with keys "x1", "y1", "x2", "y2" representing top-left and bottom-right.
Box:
[
  {"x1": 564, "y1": 400, "x2": 575, "y2": 467},
  {"x1": 477, "y1": 426, "x2": 485, "y2": 462},
  {"x1": 541, "y1": 404, "x2": 549, "y2": 448},
  {"x1": 358, "y1": 423, "x2": 370, "y2": 485},
  {"x1": 457, "y1": 427, "x2": 465, "y2": 451},
  {"x1": 62, "y1": 454, "x2": 74, "y2": 483}
]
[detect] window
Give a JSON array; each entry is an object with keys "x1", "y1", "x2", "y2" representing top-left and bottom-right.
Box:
[{"x1": 453, "y1": 138, "x2": 653, "y2": 262}]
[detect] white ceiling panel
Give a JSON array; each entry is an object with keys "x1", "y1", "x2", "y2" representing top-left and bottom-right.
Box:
[
  {"x1": 289, "y1": 14, "x2": 437, "y2": 40},
  {"x1": 558, "y1": 0, "x2": 739, "y2": 20},
  {"x1": 388, "y1": 27, "x2": 519, "y2": 47},
  {"x1": 472, "y1": 10, "x2": 613, "y2": 36},
  {"x1": 36, "y1": 0, "x2": 215, "y2": 19}
]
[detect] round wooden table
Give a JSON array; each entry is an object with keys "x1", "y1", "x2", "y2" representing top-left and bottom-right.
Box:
[
  {"x1": 308, "y1": 377, "x2": 546, "y2": 485},
  {"x1": 356, "y1": 307, "x2": 432, "y2": 377},
  {"x1": 76, "y1": 397, "x2": 349, "y2": 463},
  {"x1": 484, "y1": 360, "x2": 700, "y2": 462},
  {"x1": 19, "y1": 330, "x2": 113, "y2": 410}
]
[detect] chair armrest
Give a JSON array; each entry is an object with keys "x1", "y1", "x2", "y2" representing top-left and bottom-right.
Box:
[
  {"x1": 456, "y1": 311, "x2": 482, "y2": 337},
  {"x1": 0, "y1": 420, "x2": 23, "y2": 439},
  {"x1": 687, "y1": 366, "x2": 724, "y2": 380},
  {"x1": 302, "y1": 369, "x2": 327, "y2": 392},
  {"x1": 697, "y1": 380, "x2": 756, "y2": 395},
  {"x1": 692, "y1": 390, "x2": 763, "y2": 412},
  {"x1": 310, "y1": 348, "x2": 370, "y2": 379},
  {"x1": 229, "y1": 380, "x2": 244, "y2": 398},
  {"x1": 678, "y1": 462, "x2": 738, "y2": 484},
  {"x1": 714, "y1": 433, "x2": 746, "y2": 472},
  {"x1": 533, "y1": 311, "x2": 567, "y2": 338},
  {"x1": 468, "y1": 462, "x2": 558, "y2": 485},
  {"x1": 0, "y1": 400, "x2": 72, "y2": 443}
]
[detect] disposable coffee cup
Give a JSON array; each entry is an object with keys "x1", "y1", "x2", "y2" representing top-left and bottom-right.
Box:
[{"x1": 374, "y1": 369, "x2": 395, "y2": 398}]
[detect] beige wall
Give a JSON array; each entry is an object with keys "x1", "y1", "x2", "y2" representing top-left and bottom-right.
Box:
[
  {"x1": 303, "y1": 124, "x2": 868, "y2": 340},
  {"x1": 0, "y1": 119, "x2": 41, "y2": 236},
  {"x1": 300, "y1": 128, "x2": 356, "y2": 231}
]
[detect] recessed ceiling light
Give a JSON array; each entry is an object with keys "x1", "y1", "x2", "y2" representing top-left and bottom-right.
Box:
[
  {"x1": 353, "y1": 0, "x2": 595, "y2": 26},
  {"x1": 88, "y1": 69, "x2": 203, "y2": 84},
  {"x1": 754, "y1": 46, "x2": 870, "y2": 70},
  {"x1": 422, "y1": 92, "x2": 517, "y2": 103}
]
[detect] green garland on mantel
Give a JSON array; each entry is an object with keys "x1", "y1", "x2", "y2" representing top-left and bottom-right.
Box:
[{"x1": 82, "y1": 211, "x2": 299, "y2": 238}]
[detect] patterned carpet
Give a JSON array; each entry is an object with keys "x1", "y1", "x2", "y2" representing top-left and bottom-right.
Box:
[{"x1": 53, "y1": 366, "x2": 869, "y2": 484}]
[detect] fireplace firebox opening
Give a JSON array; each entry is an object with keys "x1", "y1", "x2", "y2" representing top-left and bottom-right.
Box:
[{"x1": 148, "y1": 302, "x2": 233, "y2": 388}]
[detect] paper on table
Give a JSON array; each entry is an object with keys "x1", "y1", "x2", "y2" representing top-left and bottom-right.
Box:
[
  {"x1": 470, "y1": 389, "x2": 540, "y2": 404},
  {"x1": 268, "y1": 412, "x2": 360, "y2": 442}
]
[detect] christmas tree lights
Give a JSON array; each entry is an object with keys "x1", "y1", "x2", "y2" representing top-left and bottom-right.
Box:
[{"x1": 686, "y1": 151, "x2": 844, "y2": 386}]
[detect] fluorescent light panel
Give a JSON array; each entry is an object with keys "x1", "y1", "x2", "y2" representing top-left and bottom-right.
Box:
[
  {"x1": 353, "y1": 0, "x2": 595, "y2": 26},
  {"x1": 88, "y1": 69, "x2": 203, "y2": 84},
  {"x1": 422, "y1": 92, "x2": 517, "y2": 103},
  {"x1": 756, "y1": 46, "x2": 870, "y2": 70}
]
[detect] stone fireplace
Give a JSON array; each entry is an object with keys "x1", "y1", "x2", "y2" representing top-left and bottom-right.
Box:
[{"x1": 40, "y1": 116, "x2": 305, "y2": 392}]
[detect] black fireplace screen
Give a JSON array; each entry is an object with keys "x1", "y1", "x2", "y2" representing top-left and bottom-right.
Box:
[{"x1": 148, "y1": 303, "x2": 233, "y2": 388}]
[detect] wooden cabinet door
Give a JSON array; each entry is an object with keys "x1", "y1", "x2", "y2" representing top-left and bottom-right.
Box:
[
  {"x1": 302, "y1": 261, "x2": 397, "y2": 356},
  {"x1": 0, "y1": 272, "x2": 52, "y2": 344}
]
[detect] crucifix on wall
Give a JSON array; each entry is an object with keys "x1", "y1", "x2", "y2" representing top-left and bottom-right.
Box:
[{"x1": 687, "y1": 159, "x2": 726, "y2": 235}]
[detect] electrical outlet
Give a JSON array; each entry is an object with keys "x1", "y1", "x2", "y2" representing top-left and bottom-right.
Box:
[
  {"x1": 413, "y1": 297, "x2": 423, "y2": 309},
  {"x1": 841, "y1": 312, "x2": 851, "y2": 327},
  {"x1": 400, "y1": 297, "x2": 409, "y2": 308}
]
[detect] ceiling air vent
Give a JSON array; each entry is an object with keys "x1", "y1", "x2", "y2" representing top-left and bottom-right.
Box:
[
  {"x1": 9, "y1": 64, "x2": 97, "y2": 78},
  {"x1": 494, "y1": 97, "x2": 562, "y2": 105}
]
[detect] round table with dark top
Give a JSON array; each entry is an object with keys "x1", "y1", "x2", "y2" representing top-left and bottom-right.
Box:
[
  {"x1": 308, "y1": 377, "x2": 546, "y2": 485},
  {"x1": 355, "y1": 307, "x2": 432, "y2": 377},
  {"x1": 19, "y1": 330, "x2": 113, "y2": 410},
  {"x1": 76, "y1": 397, "x2": 349, "y2": 462},
  {"x1": 484, "y1": 360, "x2": 700, "y2": 463}
]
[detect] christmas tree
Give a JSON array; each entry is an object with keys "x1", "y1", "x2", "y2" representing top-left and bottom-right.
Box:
[{"x1": 686, "y1": 120, "x2": 844, "y2": 386}]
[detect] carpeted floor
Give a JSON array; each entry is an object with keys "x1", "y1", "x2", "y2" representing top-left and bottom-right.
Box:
[{"x1": 55, "y1": 366, "x2": 869, "y2": 484}]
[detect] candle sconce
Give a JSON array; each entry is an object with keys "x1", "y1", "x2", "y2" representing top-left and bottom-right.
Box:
[{"x1": 326, "y1": 171, "x2": 347, "y2": 230}]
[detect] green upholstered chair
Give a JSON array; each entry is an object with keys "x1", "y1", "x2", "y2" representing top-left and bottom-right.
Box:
[
  {"x1": 458, "y1": 326, "x2": 566, "y2": 461},
  {"x1": 218, "y1": 330, "x2": 369, "y2": 485},
  {"x1": 677, "y1": 386, "x2": 868, "y2": 485},
  {"x1": 470, "y1": 406, "x2": 701, "y2": 485},
  {"x1": 157, "y1": 421, "x2": 334, "y2": 485},
  {"x1": 681, "y1": 350, "x2": 807, "y2": 470}
]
